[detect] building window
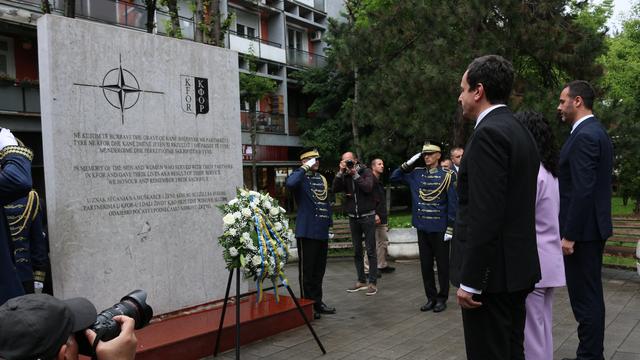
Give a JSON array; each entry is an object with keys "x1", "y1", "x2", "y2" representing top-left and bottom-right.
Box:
[
  {"x1": 247, "y1": 27, "x2": 256, "y2": 38},
  {"x1": 236, "y1": 24, "x2": 245, "y2": 35},
  {"x1": 0, "y1": 36, "x2": 16, "y2": 78},
  {"x1": 287, "y1": 29, "x2": 303, "y2": 50}
]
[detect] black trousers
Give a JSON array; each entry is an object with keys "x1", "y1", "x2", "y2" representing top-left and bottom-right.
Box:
[
  {"x1": 564, "y1": 240, "x2": 606, "y2": 360},
  {"x1": 349, "y1": 215, "x2": 377, "y2": 284},
  {"x1": 417, "y1": 230, "x2": 449, "y2": 302},
  {"x1": 461, "y1": 289, "x2": 530, "y2": 360},
  {"x1": 297, "y1": 237, "x2": 328, "y2": 311}
]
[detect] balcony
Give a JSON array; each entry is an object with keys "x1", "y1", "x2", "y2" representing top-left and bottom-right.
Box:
[
  {"x1": 0, "y1": 83, "x2": 40, "y2": 113},
  {"x1": 286, "y1": 48, "x2": 326, "y2": 68},
  {"x1": 229, "y1": 32, "x2": 286, "y2": 64},
  {"x1": 241, "y1": 111, "x2": 285, "y2": 134}
]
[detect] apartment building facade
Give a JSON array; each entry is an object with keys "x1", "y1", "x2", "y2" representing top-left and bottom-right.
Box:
[{"x1": 0, "y1": 0, "x2": 340, "y2": 207}]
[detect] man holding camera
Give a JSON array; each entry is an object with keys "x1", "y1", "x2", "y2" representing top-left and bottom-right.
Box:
[
  {"x1": 0, "y1": 293, "x2": 137, "y2": 360},
  {"x1": 332, "y1": 152, "x2": 379, "y2": 296},
  {"x1": 286, "y1": 148, "x2": 336, "y2": 319},
  {"x1": 391, "y1": 141, "x2": 457, "y2": 313},
  {"x1": 0, "y1": 128, "x2": 35, "y2": 305}
]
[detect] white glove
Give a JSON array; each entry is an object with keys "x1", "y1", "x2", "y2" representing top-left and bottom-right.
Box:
[
  {"x1": 304, "y1": 158, "x2": 317, "y2": 168},
  {"x1": 0, "y1": 128, "x2": 18, "y2": 150},
  {"x1": 406, "y1": 152, "x2": 422, "y2": 165},
  {"x1": 444, "y1": 233, "x2": 452, "y2": 242},
  {"x1": 34, "y1": 281, "x2": 44, "y2": 293}
]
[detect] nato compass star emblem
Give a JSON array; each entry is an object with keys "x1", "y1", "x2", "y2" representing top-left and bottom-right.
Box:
[{"x1": 74, "y1": 55, "x2": 163, "y2": 124}]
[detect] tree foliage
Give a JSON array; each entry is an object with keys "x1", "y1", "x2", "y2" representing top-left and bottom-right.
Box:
[
  {"x1": 299, "y1": 0, "x2": 611, "y2": 168},
  {"x1": 598, "y1": 2, "x2": 640, "y2": 212}
]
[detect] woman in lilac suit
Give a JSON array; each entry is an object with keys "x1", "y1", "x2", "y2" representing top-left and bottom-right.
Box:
[{"x1": 516, "y1": 111, "x2": 566, "y2": 360}]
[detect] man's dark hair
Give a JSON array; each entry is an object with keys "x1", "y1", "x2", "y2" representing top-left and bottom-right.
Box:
[
  {"x1": 564, "y1": 80, "x2": 595, "y2": 110},
  {"x1": 466, "y1": 55, "x2": 514, "y2": 104},
  {"x1": 515, "y1": 111, "x2": 559, "y2": 178}
]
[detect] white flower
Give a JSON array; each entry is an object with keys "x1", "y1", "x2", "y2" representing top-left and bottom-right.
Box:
[
  {"x1": 279, "y1": 206, "x2": 286, "y2": 213},
  {"x1": 249, "y1": 190, "x2": 260, "y2": 197},
  {"x1": 229, "y1": 228, "x2": 237, "y2": 236},
  {"x1": 228, "y1": 198, "x2": 238, "y2": 206},
  {"x1": 229, "y1": 247, "x2": 238, "y2": 257},
  {"x1": 269, "y1": 207, "x2": 279, "y2": 216},
  {"x1": 223, "y1": 213, "x2": 236, "y2": 225},
  {"x1": 279, "y1": 262, "x2": 285, "y2": 268},
  {"x1": 274, "y1": 222, "x2": 282, "y2": 231},
  {"x1": 249, "y1": 201, "x2": 257, "y2": 209},
  {"x1": 242, "y1": 232, "x2": 251, "y2": 241},
  {"x1": 233, "y1": 211, "x2": 241, "y2": 219},
  {"x1": 252, "y1": 255, "x2": 262, "y2": 266},
  {"x1": 239, "y1": 189, "x2": 248, "y2": 196},
  {"x1": 263, "y1": 201, "x2": 272, "y2": 209},
  {"x1": 276, "y1": 247, "x2": 284, "y2": 256},
  {"x1": 242, "y1": 208, "x2": 252, "y2": 218}
]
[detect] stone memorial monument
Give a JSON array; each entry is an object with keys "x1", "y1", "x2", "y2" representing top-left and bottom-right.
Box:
[{"x1": 37, "y1": 15, "x2": 243, "y2": 314}]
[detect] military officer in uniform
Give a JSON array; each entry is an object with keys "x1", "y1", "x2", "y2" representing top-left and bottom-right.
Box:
[
  {"x1": 5, "y1": 189, "x2": 48, "y2": 294},
  {"x1": 391, "y1": 141, "x2": 457, "y2": 313},
  {"x1": 0, "y1": 128, "x2": 34, "y2": 304},
  {"x1": 285, "y1": 148, "x2": 336, "y2": 319}
]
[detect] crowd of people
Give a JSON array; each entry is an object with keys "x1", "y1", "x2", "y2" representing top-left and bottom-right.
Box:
[
  {"x1": 287, "y1": 55, "x2": 613, "y2": 360},
  {"x1": 0, "y1": 54, "x2": 613, "y2": 360}
]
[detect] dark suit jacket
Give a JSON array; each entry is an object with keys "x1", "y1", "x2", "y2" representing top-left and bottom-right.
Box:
[
  {"x1": 559, "y1": 116, "x2": 613, "y2": 242},
  {"x1": 450, "y1": 107, "x2": 541, "y2": 293}
]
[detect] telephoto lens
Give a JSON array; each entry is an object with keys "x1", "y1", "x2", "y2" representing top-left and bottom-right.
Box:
[{"x1": 79, "y1": 289, "x2": 153, "y2": 356}]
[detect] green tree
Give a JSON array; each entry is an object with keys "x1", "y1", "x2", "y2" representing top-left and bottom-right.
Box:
[
  {"x1": 300, "y1": 0, "x2": 610, "y2": 167},
  {"x1": 240, "y1": 48, "x2": 277, "y2": 190},
  {"x1": 598, "y1": 2, "x2": 640, "y2": 213}
]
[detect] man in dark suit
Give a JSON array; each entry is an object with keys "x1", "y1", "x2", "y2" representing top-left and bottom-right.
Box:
[
  {"x1": 450, "y1": 55, "x2": 541, "y2": 360},
  {"x1": 557, "y1": 80, "x2": 613, "y2": 360}
]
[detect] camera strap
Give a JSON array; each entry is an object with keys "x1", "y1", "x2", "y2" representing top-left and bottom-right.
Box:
[{"x1": 90, "y1": 327, "x2": 109, "y2": 360}]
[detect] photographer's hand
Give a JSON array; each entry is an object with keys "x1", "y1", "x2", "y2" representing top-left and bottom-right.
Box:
[
  {"x1": 338, "y1": 160, "x2": 347, "y2": 173},
  {"x1": 85, "y1": 315, "x2": 137, "y2": 360}
]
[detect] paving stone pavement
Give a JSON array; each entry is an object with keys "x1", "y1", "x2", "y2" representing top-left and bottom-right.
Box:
[{"x1": 213, "y1": 258, "x2": 640, "y2": 360}]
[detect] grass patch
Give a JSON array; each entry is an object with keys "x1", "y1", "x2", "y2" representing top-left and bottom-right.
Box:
[
  {"x1": 612, "y1": 196, "x2": 636, "y2": 217},
  {"x1": 388, "y1": 211, "x2": 413, "y2": 229},
  {"x1": 328, "y1": 248, "x2": 354, "y2": 257},
  {"x1": 603, "y1": 255, "x2": 636, "y2": 268}
]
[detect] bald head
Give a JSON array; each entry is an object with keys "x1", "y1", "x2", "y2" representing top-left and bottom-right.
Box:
[{"x1": 341, "y1": 152, "x2": 356, "y2": 162}]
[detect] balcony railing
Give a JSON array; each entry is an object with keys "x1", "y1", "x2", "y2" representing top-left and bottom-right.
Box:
[
  {"x1": 288, "y1": 115, "x2": 300, "y2": 135},
  {"x1": 241, "y1": 111, "x2": 285, "y2": 134},
  {"x1": 229, "y1": 30, "x2": 281, "y2": 48},
  {"x1": 0, "y1": 83, "x2": 40, "y2": 113},
  {"x1": 286, "y1": 48, "x2": 327, "y2": 68}
]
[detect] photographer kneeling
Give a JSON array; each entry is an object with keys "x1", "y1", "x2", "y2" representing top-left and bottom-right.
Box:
[{"x1": 0, "y1": 294, "x2": 137, "y2": 360}]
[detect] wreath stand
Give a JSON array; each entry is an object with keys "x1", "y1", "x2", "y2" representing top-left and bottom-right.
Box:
[{"x1": 213, "y1": 268, "x2": 326, "y2": 359}]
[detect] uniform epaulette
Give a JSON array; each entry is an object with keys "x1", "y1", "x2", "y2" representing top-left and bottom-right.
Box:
[{"x1": 0, "y1": 145, "x2": 34, "y2": 161}]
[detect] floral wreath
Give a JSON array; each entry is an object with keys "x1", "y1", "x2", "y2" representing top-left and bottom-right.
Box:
[{"x1": 218, "y1": 189, "x2": 293, "y2": 302}]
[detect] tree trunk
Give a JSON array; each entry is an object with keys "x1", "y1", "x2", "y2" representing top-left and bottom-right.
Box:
[
  {"x1": 166, "y1": 0, "x2": 181, "y2": 38},
  {"x1": 251, "y1": 111, "x2": 258, "y2": 191},
  {"x1": 145, "y1": 0, "x2": 157, "y2": 33},
  {"x1": 194, "y1": 0, "x2": 203, "y2": 42},
  {"x1": 41, "y1": 0, "x2": 51, "y2": 14},
  {"x1": 351, "y1": 65, "x2": 361, "y2": 160},
  {"x1": 64, "y1": 0, "x2": 75, "y2": 17},
  {"x1": 634, "y1": 196, "x2": 640, "y2": 215},
  {"x1": 211, "y1": 0, "x2": 221, "y2": 46}
]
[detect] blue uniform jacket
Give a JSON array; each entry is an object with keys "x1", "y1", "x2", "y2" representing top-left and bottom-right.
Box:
[
  {"x1": 0, "y1": 150, "x2": 33, "y2": 304},
  {"x1": 390, "y1": 166, "x2": 457, "y2": 233},
  {"x1": 285, "y1": 167, "x2": 332, "y2": 240},
  {"x1": 5, "y1": 190, "x2": 47, "y2": 284}
]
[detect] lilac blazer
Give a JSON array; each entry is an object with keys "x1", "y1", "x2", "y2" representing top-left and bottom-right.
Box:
[{"x1": 535, "y1": 164, "x2": 566, "y2": 288}]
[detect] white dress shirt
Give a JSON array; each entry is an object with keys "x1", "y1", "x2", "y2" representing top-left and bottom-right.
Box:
[{"x1": 570, "y1": 114, "x2": 594, "y2": 134}]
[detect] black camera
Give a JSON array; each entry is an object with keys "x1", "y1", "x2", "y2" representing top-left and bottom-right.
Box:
[
  {"x1": 346, "y1": 160, "x2": 355, "y2": 169},
  {"x1": 79, "y1": 290, "x2": 153, "y2": 355}
]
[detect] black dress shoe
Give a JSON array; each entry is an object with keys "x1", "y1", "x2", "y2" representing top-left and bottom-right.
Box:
[
  {"x1": 379, "y1": 266, "x2": 396, "y2": 273},
  {"x1": 420, "y1": 300, "x2": 435, "y2": 312},
  {"x1": 318, "y1": 303, "x2": 336, "y2": 314},
  {"x1": 313, "y1": 312, "x2": 321, "y2": 320},
  {"x1": 433, "y1": 301, "x2": 447, "y2": 313}
]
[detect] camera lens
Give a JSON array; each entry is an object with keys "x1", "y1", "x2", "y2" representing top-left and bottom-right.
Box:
[{"x1": 79, "y1": 290, "x2": 153, "y2": 355}]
